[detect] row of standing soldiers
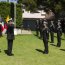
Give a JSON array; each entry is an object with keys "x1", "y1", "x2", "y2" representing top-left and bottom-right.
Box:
[{"x1": 35, "y1": 19, "x2": 62, "y2": 54}]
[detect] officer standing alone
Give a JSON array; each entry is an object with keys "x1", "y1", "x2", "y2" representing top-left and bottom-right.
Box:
[
  {"x1": 5, "y1": 19, "x2": 15, "y2": 56},
  {"x1": 42, "y1": 21, "x2": 49, "y2": 54}
]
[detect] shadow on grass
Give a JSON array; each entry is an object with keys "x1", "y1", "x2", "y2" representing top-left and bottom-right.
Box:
[
  {"x1": 36, "y1": 49, "x2": 43, "y2": 54},
  {"x1": 34, "y1": 34, "x2": 39, "y2": 38},
  {"x1": 48, "y1": 40, "x2": 51, "y2": 43},
  {"x1": 0, "y1": 49, "x2": 1, "y2": 53},
  {"x1": 60, "y1": 49, "x2": 65, "y2": 51},
  {"x1": 54, "y1": 36, "x2": 65, "y2": 40},
  {"x1": 33, "y1": 34, "x2": 43, "y2": 40},
  {"x1": 50, "y1": 44, "x2": 57, "y2": 47}
]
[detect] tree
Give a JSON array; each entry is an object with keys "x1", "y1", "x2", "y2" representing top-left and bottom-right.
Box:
[
  {"x1": 37, "y1": 0, "x2": 65, "y2": 13},
  {"x1": 22, "y1": 0, "x2": 37, "y2": 11},
  {"x1": 18, "y1": 0, "x2": 22, "y2": 3}
]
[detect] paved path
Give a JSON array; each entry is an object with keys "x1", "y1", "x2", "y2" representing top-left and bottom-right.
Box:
[
  {"x1": 2, "y1": 29, "x2": 32, "y2": 35},
  {"x1": 21, "y1": 30, "x2": 32, "y2": 34},
  {"x1": 14, "y1": 29, "x2": 32, "y2": 35}
]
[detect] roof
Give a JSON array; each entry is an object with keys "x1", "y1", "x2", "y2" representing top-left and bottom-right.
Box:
[{"x1": 22, "y1": 10, "x2": 46, "y2": 19}]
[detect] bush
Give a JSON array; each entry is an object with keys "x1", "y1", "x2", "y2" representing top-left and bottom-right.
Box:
[
  {"x1": 16, "y1": 4, "x2": 22, "y2": 27},
  {"x1": 0, "y1": 2, "x2": 22, "y2": 27},
  {"x1": 0, "y1": 2, "x2": 10, "y2": 21}
]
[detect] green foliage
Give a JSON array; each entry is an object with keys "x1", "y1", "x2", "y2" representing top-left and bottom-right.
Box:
[
  {"x1": 0, "y1": 2, "x2": 22, "y2": 27},
  {"x1": 16, "y1": 4, "x2": 22, "y2": 27},
  {"x1": 22, "y1": 0, "x2": 37, "y2": 11},
  {"x1": 37, "y1": 0, "x2": 65, "y2": 14},
  {"x1": 55, "y1": 2, "x2": 62, "y2": 13},
  {"x1": 0, "y1": 2, "x2": 10, "y2": 21},
  {"x1": 18, "y1": 0, "x2": 22, "y2": 3}
]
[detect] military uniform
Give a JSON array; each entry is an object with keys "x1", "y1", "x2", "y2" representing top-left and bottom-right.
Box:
[
  {"x1": 0, "y1": 23, "x2": 2, "y2": 37},
  {"x1": 39, "y1": 19, "x2": 43, "y2": 39},
  {"x1": 42, "y1": 21, "x2": 49, "y2": 54},
  {"x1": 50, "y1": 20, "x2": 55, "y2": 43},
  {"x1": 5, "y1": 19, "x2": 15, "y2": 56},
  {"x1": 44, "y1": 19, "x2": 49, "y2": 40},
  {"x1": 57, "y1": 20, "x2": 62, "y2": 47},
  {"x1": 36, "y1": 20, "x2": 39, "y2": 36}
]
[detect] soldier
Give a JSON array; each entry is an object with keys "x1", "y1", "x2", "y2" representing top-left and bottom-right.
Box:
[
  {"x1": 5, "y1": 19, "x2": 15, "y2": 56},
  {"x1": 57, "y1": 20, "x2": 62, "y2": 47},
  {"x1": 0, "y1": 22, "x2": 2, "y2": 52},
  {"x1": 39, "y1": 19, "x2": 43, "y2": 39},
  {"x1": 0, "y1": 22, "x2": 2, "y2": 37},
  {"x1": 44, "y1": 19, "x2": 49, "y2": 40},
  {"x1": 35, "y1": 20, "x2": 39, "y2": 36},
  {"x1": 42, "y1": 21, "x2": 49, "y2": 54},
  {"x1": 50, "y1": 20, "x2": 55, "y2": 43},
  {"x1": 63, "y1": 18, "x2": 65, "y2": 38}
]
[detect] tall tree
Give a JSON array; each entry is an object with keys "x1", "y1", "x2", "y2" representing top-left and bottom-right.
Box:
[
  {"x1": 18, "y1": 0, "x2": 22, "y2": 3},
  {"x1": 22, "y1": 0, "x2": 37, "y2": 11}
]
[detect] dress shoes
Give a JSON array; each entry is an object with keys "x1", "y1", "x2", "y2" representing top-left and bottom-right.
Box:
[
  {"x1": 7, "y1": 53, "x2": 14, "y2": 56},
  {"x1": 43, "y1": 51, "x2": 48, "y2": 54},
  {"x1": 4, "y1": 50, "x2": 14, "y2": 56}
]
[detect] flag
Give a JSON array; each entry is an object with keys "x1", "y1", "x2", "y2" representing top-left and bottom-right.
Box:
[
  {"x1": 1, "y1": 22, "x2": 4, "y2": 31},
  {"x1": 6, "y1": 15, "x2": 10, "y2": 23}
]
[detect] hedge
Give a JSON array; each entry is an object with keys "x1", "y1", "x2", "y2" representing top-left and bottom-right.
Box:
[{"x1": 0, "y1": 2, "x2": 22, "y2": 27}]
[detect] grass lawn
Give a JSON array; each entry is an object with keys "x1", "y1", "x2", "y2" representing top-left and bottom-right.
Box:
[{"x1": 0, "y1": 32, "x2": 65, "y2": 65}]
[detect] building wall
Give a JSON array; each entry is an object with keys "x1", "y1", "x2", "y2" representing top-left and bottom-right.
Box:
[{"x1": 22, "y1": 19, "x2": 36, "y2": 30}]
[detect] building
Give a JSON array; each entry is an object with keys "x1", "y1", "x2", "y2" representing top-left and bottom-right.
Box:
[{"x1": 22, "y1": 10, "x2": 46, "y2": 30}]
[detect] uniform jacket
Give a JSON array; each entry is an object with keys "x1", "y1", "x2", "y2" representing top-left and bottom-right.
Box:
[
  {"x1": 7, "y1": 23, "x2": 15, "y2": 40},
  {"x1": 42, "y1": 27, "x2": 49, "y2": 40},
  {"x1": 0, "y1": 24, "x2": 2, "y2": 36}
]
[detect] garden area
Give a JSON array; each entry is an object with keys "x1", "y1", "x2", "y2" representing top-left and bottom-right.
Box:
[{"x1": 0, "y1": 32, "x2": 65, "y2": 65}]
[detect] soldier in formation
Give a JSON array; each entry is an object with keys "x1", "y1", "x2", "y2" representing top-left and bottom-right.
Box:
[
  {"x1": 0, "y1": 22, "x2": 2, "y2": 37},
  {"x1": 36, "y1": 20, "x2": 39, "y2": 36},
  {"x1": 57, "y1": 20, "x2": 62, "y2": 47},
  {"x1": 39, "y1": 19, "x2": 43, "y2": 39},
  {"x1": 42, "y1": 21, "x2": 49, "y2": 54},
  {"x1": 50, "y1": 20, "x2": 55, "y2": 43}
]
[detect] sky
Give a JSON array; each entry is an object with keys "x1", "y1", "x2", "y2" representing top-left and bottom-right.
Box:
[
  {"x1": 9, "y1": 0, "x2": 17, "y2": 3},
  {"x1": 0, "y1": 0, "x2": 18, "y2": 3},
  {"x1": 0, "y1": 0, "x2": 7, "y2": 2}
]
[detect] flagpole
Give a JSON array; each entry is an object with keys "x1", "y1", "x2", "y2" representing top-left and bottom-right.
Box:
[{"x1": 14, "y1": 1, "x2": 17, "y2": 35}]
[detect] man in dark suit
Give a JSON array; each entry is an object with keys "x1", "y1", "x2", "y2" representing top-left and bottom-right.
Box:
[
  {"x1": 42, "y1": 21, "x2": 49, "y2": 54},
  {"x1": 5, "y1": 19, "x2": 15, "y2": 56},
  {"x1": 57, "y1": 20, "x2": 62, "y2": 47}
]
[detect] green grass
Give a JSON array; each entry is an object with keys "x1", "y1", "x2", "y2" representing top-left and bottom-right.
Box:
[{"x1": 0, "y1": 33, "x2": 65, "y2": 65}]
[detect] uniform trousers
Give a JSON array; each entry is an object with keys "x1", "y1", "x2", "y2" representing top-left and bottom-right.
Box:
[
  {"x1": 57, "y1": 32, "x2": 61, "y2": 47},
  {"x1": 43, "y1": 38, "x2": 48, "y2": 53},
  {"x1": 50, "y1": 31, "x2": 54, "y2": 43},
  {"x1": 7, "y1": 39, "x2": 13, "y2": 54}
]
